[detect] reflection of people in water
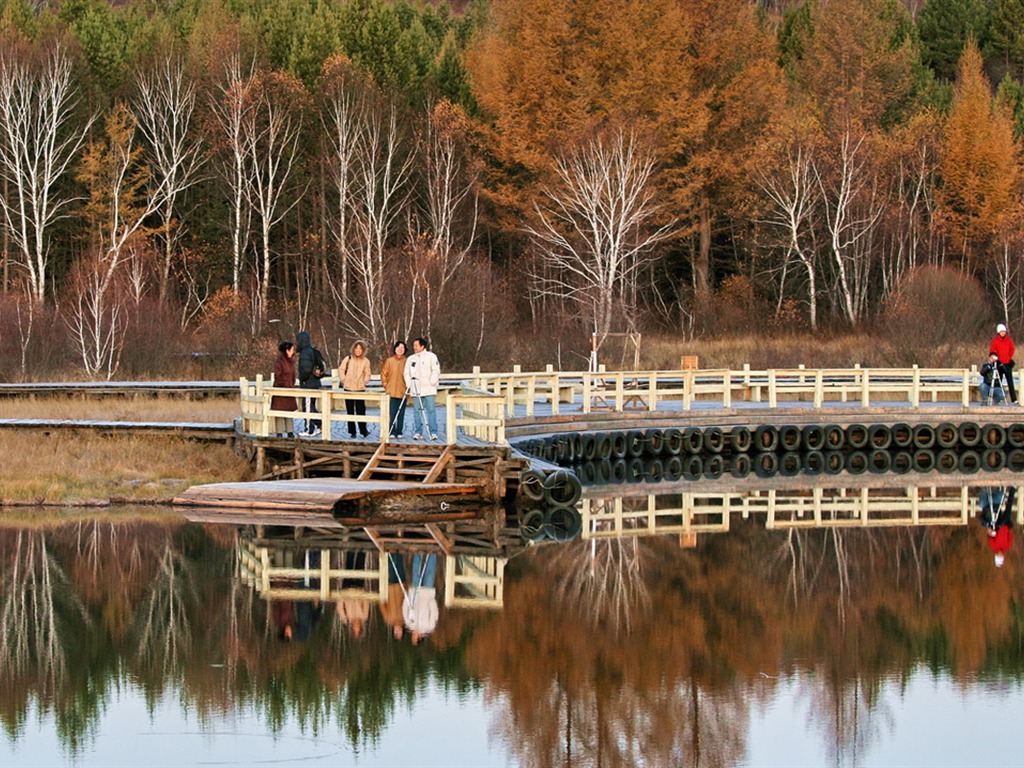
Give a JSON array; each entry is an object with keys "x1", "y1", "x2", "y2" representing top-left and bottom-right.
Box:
[
  {"x1": 979, "y1": 487, "x2": 1015, "y2": 567},
  {"x1": 271, "y1": 600, "x2": 321, "y2": 641},
  {"x1": 403, "y1": 553, "x2": 439, "y2": 645},
  {"x1": 336, "y1": 599, "x2": 370, "y2": 637},
  {"x1": 380, "y1": 552, "x2": 406, "y2": 640}
]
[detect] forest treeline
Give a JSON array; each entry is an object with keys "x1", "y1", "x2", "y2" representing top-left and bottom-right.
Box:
[{"x1": 0, "y1": 0, "x2": 1023, "y2": 378}]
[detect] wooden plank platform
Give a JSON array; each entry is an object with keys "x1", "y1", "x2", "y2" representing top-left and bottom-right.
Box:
[{"x1": 173, "y1": 477, "x2": 485, "y2": 517}]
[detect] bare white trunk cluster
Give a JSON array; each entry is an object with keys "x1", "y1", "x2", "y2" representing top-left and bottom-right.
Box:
[
  {"x1": 0, "y1": 44, "x2": 92, "y2": 303},
  {"x1": 527, "y1": 128, "x2": 673, "y2": 350}
]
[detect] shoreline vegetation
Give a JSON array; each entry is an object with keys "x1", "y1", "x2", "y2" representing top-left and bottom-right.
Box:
[{"x1": 0, "y1": 333, "x2": 996, "y2": 506}]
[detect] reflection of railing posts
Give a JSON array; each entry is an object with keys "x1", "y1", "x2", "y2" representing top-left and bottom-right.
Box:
[
  {"x1": 239, "y1": 540, "x2": 389, "y2": 602},
  {"x1": 444, "y1": 555, "x2": 505, "y2": 609}
]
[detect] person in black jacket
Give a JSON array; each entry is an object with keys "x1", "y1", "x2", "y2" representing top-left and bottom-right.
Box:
[{"x1": 296, "y1": 331, "x2": 327, "y2": 436}]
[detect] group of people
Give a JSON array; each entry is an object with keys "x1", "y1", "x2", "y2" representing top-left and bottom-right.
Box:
[
  {"x1": 270, "y1": 332, "x2": 442, "y2": 440},
  {"x1": 980, "y1": 323, "x2": 1019, "y2": 406},
  {"x1": 273, "y1": 550, "x2": 440, "y2": 645}
]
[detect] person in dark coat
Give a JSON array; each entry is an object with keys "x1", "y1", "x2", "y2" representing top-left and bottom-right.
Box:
[
  {"x1": 271, "y1": 341, "x2": 298, "y2": 436},
  {"x1": 296, "y1": 331, "x2": 326, "y2": 436}
]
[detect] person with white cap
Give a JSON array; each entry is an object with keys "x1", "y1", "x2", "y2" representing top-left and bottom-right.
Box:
[
  {"x1": 980, "y1": 487, "x2": 1014, "y2": 567},
  {"x1": 989, "y1": 323, "x2": 1018, "y2": 404}
]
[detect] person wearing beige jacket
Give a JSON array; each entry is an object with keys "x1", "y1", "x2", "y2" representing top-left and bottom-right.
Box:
[
  {"x1": 340, "y1": 340, "x2": 372, "y2": 438},
  {"x1": 380, "y1": 340, "x2": 408, "y2": 438}
]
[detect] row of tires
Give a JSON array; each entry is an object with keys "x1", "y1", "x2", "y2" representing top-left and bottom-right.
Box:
[
  {"x1": 518, "y1": 422, "x2": 1024, "y2": 464},
  {"x1": 568, "y1": 448, "x2": 1024, "y2": 485},
  {"x1": 518, "y1": 506, "x2": 583, "y2": 543}
]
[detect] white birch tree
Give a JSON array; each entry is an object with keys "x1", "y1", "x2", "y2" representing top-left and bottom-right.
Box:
[
  {"x1": 527, "y1": 127, "x2": 674, "y2": 350},
  {"x1": 350, "y1": 99, "x2": 415, "y2": 344},
  {"x1": 0, "y1": 43, "x2": 92, "y2": 303},
  {"x1": 757, "y1": 142, "x2": 821, "y2": 330},
  {"x1": 132, "y1": 53, "x2": 205, "y2": 303}
]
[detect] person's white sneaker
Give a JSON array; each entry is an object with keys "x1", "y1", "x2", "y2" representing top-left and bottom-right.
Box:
[
  {"x1": 430, "y1": 434, "x2": 439, "y2": 441},
  {"x1": 309, "y1": 428, "x2": 321, "y2": 437},
  {"x1": 413, "y1": 433, "x2": 422, "y2": 440}
]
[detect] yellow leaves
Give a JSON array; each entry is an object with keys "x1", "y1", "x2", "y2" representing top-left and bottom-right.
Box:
[{"x1": 938, "y1": 42, "x2": 1022, "y2": 257}]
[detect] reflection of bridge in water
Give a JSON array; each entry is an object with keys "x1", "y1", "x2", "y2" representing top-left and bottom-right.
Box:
[{"x1": 221, "y1": 473, "x2": 1021, "y2": 616}]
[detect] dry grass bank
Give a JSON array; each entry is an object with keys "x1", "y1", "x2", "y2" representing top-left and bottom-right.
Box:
[
  {"x1": 0, "y1": 395, "x2": 238, "y2": 422},
  {"x1": 0, "y1": 432, "x2": 251, "y2": 504}
]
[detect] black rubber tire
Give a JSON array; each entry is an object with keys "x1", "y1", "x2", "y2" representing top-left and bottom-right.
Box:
[
  {"x1": 682, "y1": 455, "x2": 703, "y2": 481},
  {"x1": 570, "y1": 433, "x2": 584, "y2": 461},
  {"x1": 582, "y1": 433, "x2": 599, "y2": 461},
  {"x1": 626, "y1": 430, "x2": 646, "y2": 458},
  {"x1": 597, "y1": 458, "x2": 613, "y2": 484},
  {"x1": 912, "y1": 424, "x2": 936, "y2": 450},
  {"x1": 868, "y1": 449, "x2": 891, "y2": 474},
  {"x1": 867, "y1": 424, "x2": 891, "y2": 451},
  {"x1": 982, "y1": 448, "x2": 1006, "y2": 472},
  {"x1": 824, "y1": 451, "x2": 845, "y2": 475},
  {"x1": 704, "y1": 426, "x2": 725, "y2": 454},
  {"x1": 935, "y1": 422, "x2": 958, "y2": 449},
  {"x1": 594, "y1": 432, "x2": 613, "y2": 461},
  {"x1": 730, "y1": 426, "x2": 753, "y2": 453},
  {"x1": 891, "y1": 422, "x2": 913, "y2": 449},
  {"x1": 644, "y1": 428, "x2": 665, "y2": 456},
  {"x1": 824, "y1": 424, "x2": 845, "y2": 451},
  {"x1": 682, "y1": 427, "x2": 704, "y2": 455},
  {"x1": 543, "y1": 469, "x2": 582, "y2": 506},
  {"x1": 779, "y1": 452, "x2": 801, "y2": 476},
  {"x1": 663, "y1": 428, "x2": 684, "y2": 456},
  {"x1": 610, "y1": 458, "x2": 629, "y2": 484},
  {"x1": 664, "y1": 455, "x2": 683, "y2": 481},
  {"x1": 845, "y1": 451, "x2": 868, "y2": 474},
  {"x1": 778, "y1": 425, "x2": 801, "y2": 452},
  {"x1": 1007, "y1": 423, "x2": 1024, "y2": 449},
  {"x1": 520, "y1": 509, "x2": 546, "y2": 541},
  {"x1": 730, "y1": 453, "x2": 752, "y2": 478},
  {"x1": 610, "y1": 431, "x2": 629, "y2": 459},
  {"x1": 754, "y1": 425, "x2": 779, "y2": 453},
  {"x1": 519, "y1": 469, "x2": 546, "y2": 502},
  {"x1": 846, "y1": 424, "x2": 869, "y2": 450},
  {"x1": 576, "y1": 462, "x2": 596, "y2": 485},
  {"x1": 803, "y1": 450, "x2": 825, "y2": 475},
  {"x1": 891, "y1": 451, "x2": 912, "y2": 474},
  {"x1": 627, "y1": 457, "x2": 646, "y2": 482},
  {"x1": 704, "y1": 454, "x2": 725, "y2": 479},
  {"x1": 644, "y1": 458, "x2": 664, "y2": 483},
  {"x1": 1008, "y1": 449, "x2": 1024, "y2": 471},
  {"x1": 958, "y1": 421, "x2": 981, "y2": 448},
  {"x1": 912, "y1": 450, "x2": 935, "y2": 473},
  {"x1": 981, "y1": 423, "x2": 1007, "y2": 449},
  {"x1": 543, "y1": 506, "x2": 582, "y2": 542},
  {"x1": 801, "y1": 425, "x2": 826, "y2": 451},
  {"x1": 754, "y1": 452, "x2": 778, "y2": 478},
  {"x1": 957, "y1": 450, "x2": 981, "y2": 474},
  {"x1": 935, "y1": 448, "x2": 958, "y2": 473}
]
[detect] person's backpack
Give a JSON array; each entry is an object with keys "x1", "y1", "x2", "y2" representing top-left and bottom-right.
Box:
[{"x1": 312, "y1": 348, "x2": 326, "y2": 379}]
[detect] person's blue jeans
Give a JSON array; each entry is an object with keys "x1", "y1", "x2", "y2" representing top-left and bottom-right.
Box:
[
  {"x1": 981, "y1": 383, "x2": 1006, "y2": 404},
  {"x1": 412, "y1": 553, "x2": 437, "y2": 589},
  {"x1": 389, "y1": 397, "x2": 407, "y2": 436},
  {"x1": 411, "y1": 394, "x2": 438, "y2": 435}
]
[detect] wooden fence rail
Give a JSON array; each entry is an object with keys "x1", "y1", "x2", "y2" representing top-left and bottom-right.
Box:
[{"x1": 240, "y1": 364, "x2": 1005, "y2": 446}]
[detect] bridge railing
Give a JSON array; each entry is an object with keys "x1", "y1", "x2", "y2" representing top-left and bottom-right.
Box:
[
  {"x1": 462, "y1": 364, "x2": 988, "y2": 415},
  {"x1": 241, "y1": 364, "x2": 999, "y2": 444}
]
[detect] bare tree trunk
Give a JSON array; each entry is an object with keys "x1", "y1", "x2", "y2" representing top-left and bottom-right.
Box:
[{"x1": 0, "y1": 43, "x2": 93, "y2": 303}]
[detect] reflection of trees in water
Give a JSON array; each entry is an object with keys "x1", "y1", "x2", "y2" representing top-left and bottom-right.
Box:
[
  {"x1": 135, "y1": 541, "x2": 197, "y2": 676},
  {"x1": 798, "y1": 670, "x2": 896, "y2": 768},
  {"x1": 0, "y1": 530, "x2": 88, "y2": 690},
  {"x1": 548, "y1": 538, "x2": 651, "y2": 634}
]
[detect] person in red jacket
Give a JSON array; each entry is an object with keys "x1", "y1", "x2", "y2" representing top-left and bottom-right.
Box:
[
  {"x1": 980, "y1": 487, "x2": 1014, "y2": 567},
  {"x1": 989, "y1": 323, "x2": 1018, "y2": 404}
]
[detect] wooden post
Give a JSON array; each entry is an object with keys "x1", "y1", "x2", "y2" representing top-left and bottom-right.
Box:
[
  {"x1": 911, "y1": 365, "x2": 921, "y2": 407},
  {"x1": 813, "y1": 369, "x2": 823, "y2": 407},
  {"x1": 582, "y1": 372, "x2": 592, "y2": 414},
  {"x1": 380, "y1": 394, "x2": 390, "y2": 445},
  {"x1": 722, "y1": 370, "x2": 731, "y2": 408},
  {"x1": 446, "y1": 394, "x2": 457, "y2": 445},
  {"x1": 768, "y1": 369, "x2": 777, "y2": 408},
  {"x1": 860, "y1": 369, "x2": 870, "y2": 407},
  {"x1": 320, "y1": 390, "x2": 331, "y2": 440}
]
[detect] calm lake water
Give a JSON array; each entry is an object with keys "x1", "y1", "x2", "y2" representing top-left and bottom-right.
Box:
[{"x1": 3, "y1": 475, "x2": 1024, "y2": 767}]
